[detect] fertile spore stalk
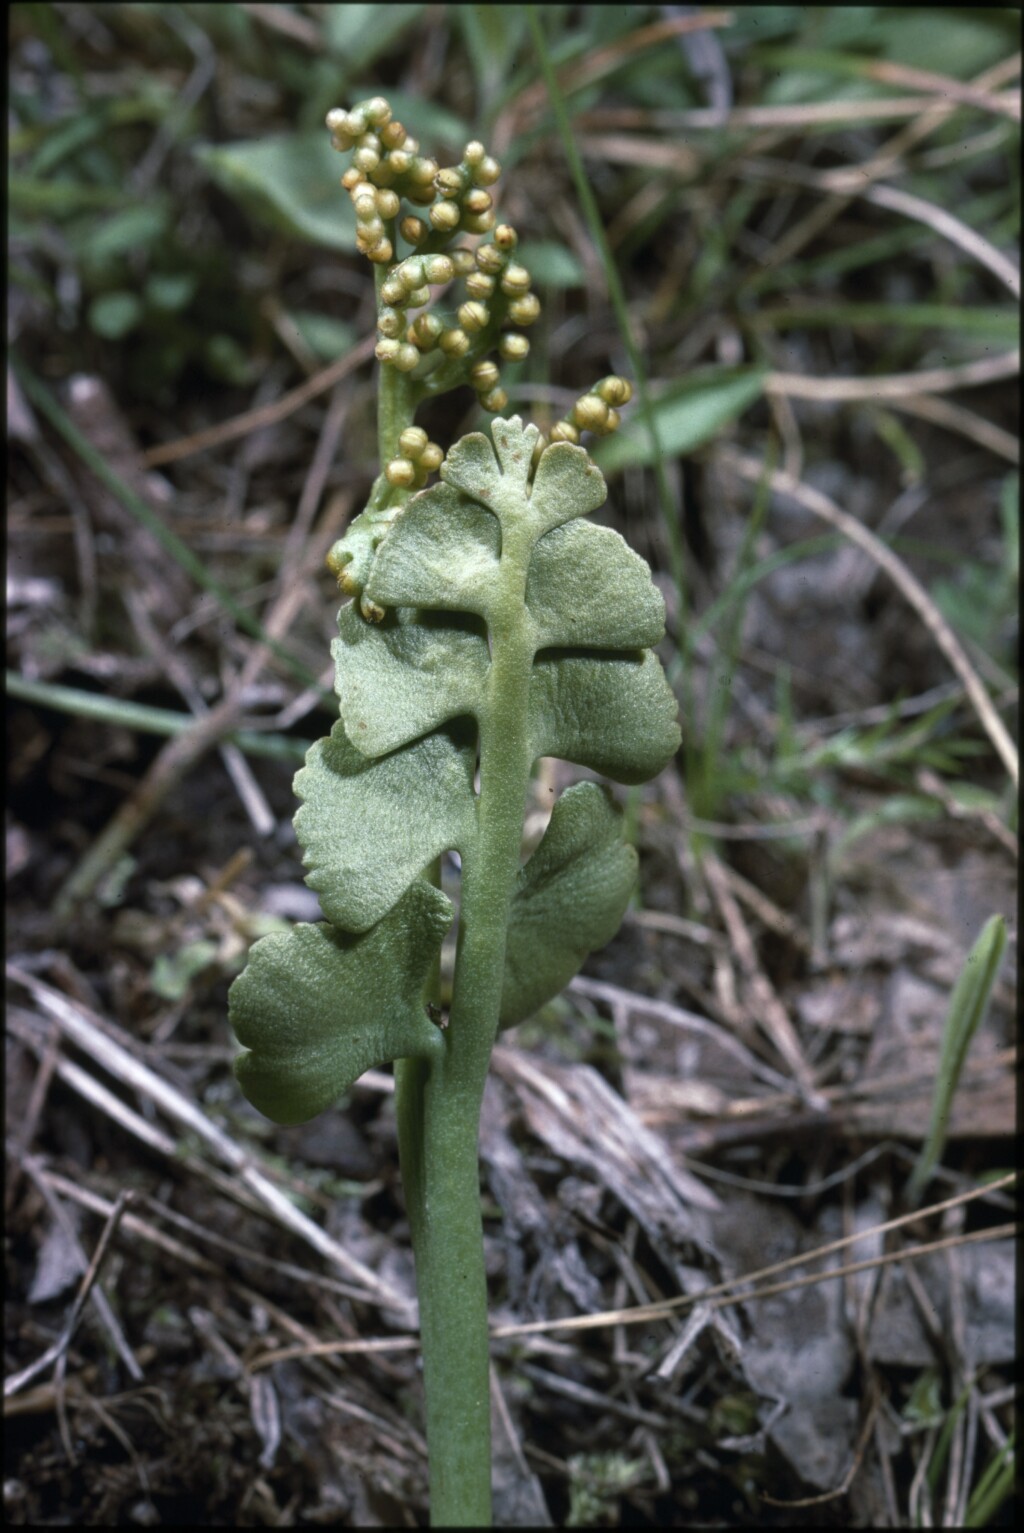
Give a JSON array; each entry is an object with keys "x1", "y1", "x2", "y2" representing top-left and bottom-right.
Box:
[{"x1": 228, "y1": 97, "x2": 681, "y2": 1526}]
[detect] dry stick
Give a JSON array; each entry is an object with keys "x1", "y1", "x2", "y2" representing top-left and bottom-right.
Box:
[
  {"x1": 737, "y1": 52, "x2": 1020, "y2": 283},
  {"x1": 248, "y1": 1199, "x2": 1017, "y2": 1368},
  {"x1": 495, "y1": 1235, "x2": 1020, "y2": 1343},
  {"x1": 4, "y1": 1019, "x2": 61, "y2": 1214},
  {"x1": 4, "y1": 1168, "x2": 140, "y2": 1399},
  {"x1": 133, "y1": 378, "x2": 351, "y2": 840},
  {"x1": 764, "y1": 349, "x2": 1019, "y2": 402},
  {"x1": 52, "y1": 483, "x2": 351, "y2": 913},
  {"x1": 237, "y1": 0, "x2": 324, "y2": 49},
  {"x1": 29, "y1": 1167, "x2": 408, "y2": 1465},
  {"x1": 832, "y1": 52, "x2": 1021, "y2": 184},
  {"x1": 857, "y1": 54, "x2": 1021, "y2": 120},
  {"x1": 916, "y1": 766, "x2": 1019, "y2": 857},
  {"x1": 46, "y1": 1188, "x2": 142, "y2": 1465},
  {"x1": 7, "y1": 1005, "x2": 381, "y2": 1296},
  {"x1": 761, "y1": 1394, "x2": 880, "y2": 1509},
  {"x1": 279, "y1": 379, "x2": 352, "y2": 579},
  {"x1": 722, "y1": 450, "x2": 1019, "y2": 786},
  {"x1": 714, "y1": 854, "x2": 811, "y2": 948},
  {"x1": 578, "y1": 89, "x2": 1021, "y2": 134},
  {"x1": 500, "y1": 9, "x2": 734, "y2": 150},
  {"x1": 8, "y1": 1006, "x2": 178, "y2": 1157},
  {"x1": 568, "y1": 973, "x2": 795, "y2": 1093},
  {"x1": 142, "y1": 333, "x2": 377, "y2": 468},
  {"x1": 52, "y1": 693, "x2": 243, "y2": 920},
  {"x1": 34, "y1": 1166, "x2": 379, "y2": 1307},
  {"x1": 6, "y1": 964, "x2": 408, "y2": 1307},
  {"x1": 126, "y1": 590, "x2": 275, "y2": 837},
  {"x1": 701, "y1": 852, "x2": 824, "y2": 1107},
  {"x1": 862, "y1": 180, "x2": 1018, "y2": 298},
  {"x1": 887, "y1": 393, "x2": 1019, "y2": 466},
  {"x1": 23, "y1": 1167, "x2": 334, "y2": 1397},
  {"x1": 28, "y1": 1167, "x2": 272, "y2": 1289},
  {"x1": 746, "y1": 159, "x2": 1020, "y2": 299}
]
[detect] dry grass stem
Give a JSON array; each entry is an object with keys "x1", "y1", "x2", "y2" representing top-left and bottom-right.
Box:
[
  {"x1": 763, "y1": 350, "x2": 1019, "y2": 401},
  {"x1": 887, "y1": 394, "x2": 1019, "y2": 465},
  {"x1": 722, "y1": 450, "x2": 1020, "y2": 784},
  {"x1": 247, "y1": 1175, "x2": 1016, "y2": 1369},
  {"x1": 503, "y1": 10, "x2": 734, "y2": 144},
  {"x1": 142, "y1": 333, "x2": 377, "y2": 467},
  {"x1": 703, "y1": 854, "x2": 823, "y2": 1105},
  {"x1": 6, "y1": 964, "x2": 407, "y2": 1304},
  {"x1": 582, "y1": 90, "x2": 1019, "y2": 132}
]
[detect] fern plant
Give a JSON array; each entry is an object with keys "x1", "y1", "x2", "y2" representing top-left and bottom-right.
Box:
[{"x1": 228, "y1": 97, "x2": 681, "y2": 1526}]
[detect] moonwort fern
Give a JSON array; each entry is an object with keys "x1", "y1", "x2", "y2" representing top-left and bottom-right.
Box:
[{"x1": 228, "y1": 97, "x2": 681, "y2": 1527}]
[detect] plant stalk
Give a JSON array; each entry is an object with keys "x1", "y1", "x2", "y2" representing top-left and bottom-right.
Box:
[
  {"x1": 374, "y1": 248, "x2": 419, "y2": 494},
  {"x1": 395, "y1": 540, "x2": 536, "y2": 1527}
]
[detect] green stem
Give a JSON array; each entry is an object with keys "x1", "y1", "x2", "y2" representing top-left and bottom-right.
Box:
[
  {"x1": 394, "y1": 1054, "x2": 493, "y2": 1526},
  {"x1": 374, "y1": 249, "x2": 420, "y2": 482},
  {"x1": 395, "y1": 528, "x2": 536, "y2": 1527}
]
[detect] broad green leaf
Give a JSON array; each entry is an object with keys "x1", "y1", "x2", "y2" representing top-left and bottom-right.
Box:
[
  {"x1": 517, "y1": 241, "x2": 585, "y2": 289},
  {"x1": 151, "y1": 939, "x2": 220, "y2": 1002},
  {"x1": 441, "y1": 420, "x2": 536, "y2": 523},
  {"x1": 593, "y1": 370, "x2": 766, "y2": 473},
  {"x1": 287, "y1": 310, "x2": 357, "y2": 361},
  {"x1": 88, "y1": 292, "x2": 143, "y2": 339},
  {"x1": 230, "y1": 882, "x2": 449, "y2": 1125},
  {"x1": 193, "y1": 133, "x2": 357, "y2": 249},
  {"x1": 365, "y1": 481, "x2": 502, "y2": 617},
  {"x1": 527, "y1": 439, "x2": 608, "y2": 534},
  {"x1": 526, "y1": 520, "x2": 665, "y2": 650},
  {"x1": 294, "y1": 719, "x2": 477, "y2": 931},
  {"x1": 79, "y1": 202, "x2": 168, "y2": 266},
  {"x1": 441, "y1": 419, "x2": 607, "y2": 538},
  {"x1": 529, "y1": 650, "x2": 681, "y2": 783},
  {"x1": 501, "y1": 784, "x2": 637, "y2": 1028},
  {"x1": 327, "y1": 502, "x2": 400, "y2": 601},
  {"x1": 323, "y1": 4, "x2": 425, "y2": 72},
  {"x1": 456, "y1": 5, "x2": 527, "y2": 109},
  {"x1": 334, "y1": 605, "x2": 489, "y2": 757}
]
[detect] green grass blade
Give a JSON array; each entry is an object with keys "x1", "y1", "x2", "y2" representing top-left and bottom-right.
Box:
[
  {"x1": 964, "y1": 1430, "x2": 1015, "y2": 1527},
  {"x1": 906, "y1": 914, "x2": 1008, "y2": 1206},
  {"x1": 6, "y1": 670, "x2": 311, "y2": 763}
]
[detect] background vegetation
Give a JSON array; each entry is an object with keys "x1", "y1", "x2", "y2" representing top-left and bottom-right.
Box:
[{"x1": 7, "y1": 4, "x2": 1018, "y2": 1526}]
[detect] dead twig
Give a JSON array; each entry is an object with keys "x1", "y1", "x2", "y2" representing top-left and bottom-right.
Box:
[
  {"x1": 745, "y1": 156, "x2": 1020, "y2": 297},
  {"x1": 5, "y1": 965, "x2": 409, "y2": 1307},
  {"x1": 763, "y1": 349, "x2": 1019, "y2": 402},
  {"x1": 52, "y1": 694, "x2": 244, "y2": 920},
  {"x1": 3, "y1": 1170, "x2": 140, "y2": 1401},
  {"x1": 249, "y1": 1178, "x2": 1017, "y2": 1367},
  {"x1": 721, "y1": 450, "x2": 1019, "y2": 785},
  {"x1": 915, "y1": 767, "x2": 1018, "y2": 857},
  {"x1": 886, "y1": 393, "x2": 1019, "y2": 466},
  {"x1": 569, "y1": 973, "x2": 795, "y2": 1092},
  {"x1": 702, "y1": 851, "x2": 824, "y2": 1106},
  {"x1": 576, "y1": 90, "x2": 1019, "y2": 131},
  {"x1": 761, "y1": 1392, "x2": 879, "y2": 1507},
  {"x1": 141, "y1": 335, "x2": 377, "y2": 468},
  {"x1": 126, "y1": 590, "x2": 275, "y2": 838}
]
